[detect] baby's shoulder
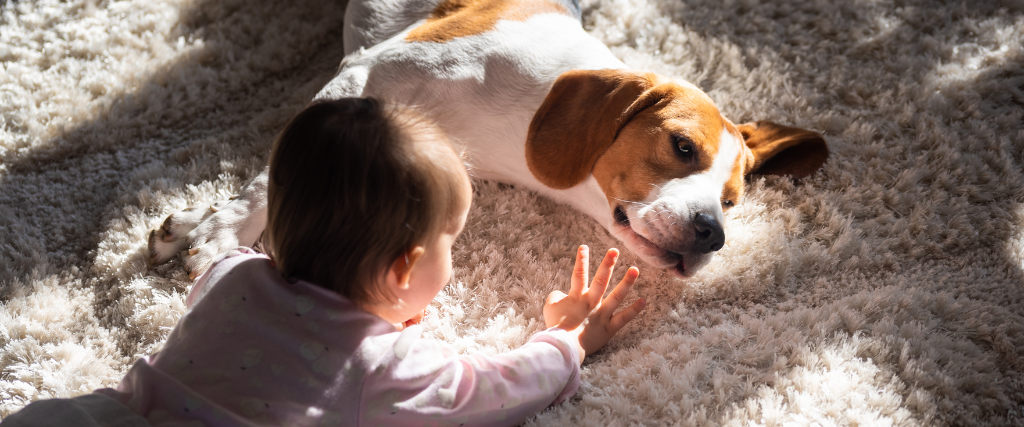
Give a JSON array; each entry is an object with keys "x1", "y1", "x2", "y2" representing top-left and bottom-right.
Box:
[
  {"x1": 212, "y1": 247, "x2": 268, "y2": 268},
  {"x1": 188, "y1": 248, "x2": 276, "y2": 307}
]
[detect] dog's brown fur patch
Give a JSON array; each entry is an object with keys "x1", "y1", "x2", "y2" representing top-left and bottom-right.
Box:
[{"x1": 406, "y1": 0, "x2": 569, "y2": 43}]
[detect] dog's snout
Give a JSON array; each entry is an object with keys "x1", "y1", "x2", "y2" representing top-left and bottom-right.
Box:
[{"x1": 693, "y1": 212, "x2": 724, "y2": 253}]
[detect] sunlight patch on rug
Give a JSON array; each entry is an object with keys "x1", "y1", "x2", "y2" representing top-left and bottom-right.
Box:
[{"x1": 2, "y1": 0, "x2": 1023, "y2": 425}]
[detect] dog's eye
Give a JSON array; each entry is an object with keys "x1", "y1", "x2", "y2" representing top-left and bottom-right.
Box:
[
  {"x1": 672, "y1": 135, "x2": 696, "y2": 161},
  {"x1": 722, "y1": 200, "x2": 734, "y2": 209}
]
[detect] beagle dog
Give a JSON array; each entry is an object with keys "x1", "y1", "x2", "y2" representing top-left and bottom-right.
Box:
[{"x1": 149, "y1": 0, "x2": 828, "y2": 279}]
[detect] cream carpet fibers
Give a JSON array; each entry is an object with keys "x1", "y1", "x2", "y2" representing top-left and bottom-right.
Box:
[{"x1": 2, "y1": 0, "x2": 1023, "y2": 425}]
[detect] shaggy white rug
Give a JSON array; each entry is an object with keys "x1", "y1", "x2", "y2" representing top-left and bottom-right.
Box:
[{"x1": 2, "y1": 0, "x2": 1023, "y2": 425}]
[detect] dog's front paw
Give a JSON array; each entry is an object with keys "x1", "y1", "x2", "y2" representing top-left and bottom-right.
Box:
[
  {"x1": 148, "y1": 173, "x2": 269, "y2": 279},
  {"x1": 148, "y1": 207, "x2": 211, "y2": 266},
  {"x1": 148, "y1": 199, "x2": 241, "y2": 274},
  {"x1": 181, "y1": 201, "x2": 250, "y2": 280}
]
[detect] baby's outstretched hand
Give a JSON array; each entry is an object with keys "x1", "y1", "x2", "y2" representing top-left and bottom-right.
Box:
[
  {"x1": 577, "y1": 264, "x2": 643, "y2": 356},
  {"x1": 543, "y1": 245, "x2": 646, "y2": 358},
  {"x1": 544, "y1": 245, "x2": 615, "y2": 330}
]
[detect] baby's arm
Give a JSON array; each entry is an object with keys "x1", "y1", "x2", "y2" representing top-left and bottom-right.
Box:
[
  {"x1": 358, "y1": 245, "x2": 644, "y2": 427},
  {"x1": 358, "y1": 326, "x2": 581, "y2": 427}
]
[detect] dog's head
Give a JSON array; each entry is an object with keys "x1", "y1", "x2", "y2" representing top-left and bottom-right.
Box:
[{"x1": 527, "y1": 69, "x2": 828, "y2": 278}]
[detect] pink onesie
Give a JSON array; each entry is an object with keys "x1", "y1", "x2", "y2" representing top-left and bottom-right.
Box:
[{"x1": 97, "y1": 251, "x2": 581, "y2": 426}]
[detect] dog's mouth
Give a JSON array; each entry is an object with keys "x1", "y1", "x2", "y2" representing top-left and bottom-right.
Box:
[
  {"x1": 613, "y1": 205, "x2": 630, "y2": 227},
  {"x1": 613, "y1": 206, "x2": 687, "y2": 277},
  {"x1": 670, "y1": 254, "x2": 686, "y2": 277}
]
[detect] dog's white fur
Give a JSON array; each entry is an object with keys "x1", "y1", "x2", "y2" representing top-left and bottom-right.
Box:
[{"x1": 149, "y1": 0, "x2": 817, "y2": 279}]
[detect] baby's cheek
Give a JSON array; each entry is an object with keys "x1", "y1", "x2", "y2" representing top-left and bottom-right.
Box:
[{"x1": 443, "y1": 254, "x2": 454, "y2": 284}]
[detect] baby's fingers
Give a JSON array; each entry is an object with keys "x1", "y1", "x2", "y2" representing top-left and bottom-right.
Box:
[
  {"x1": 586, "y1": 248, "x2": 619, "y2": 306},
  {"x1": 569, "y1": 245, "x2": 589, "y2": 296},
  {"x1": 608, "y1": 297, "x2": 647, "y2": 332},
  {"x1": 546, "y1": 290, "x2": 568, "y2": 305},
  {"x1": 596, "y1": 266, "x2": 639, "y2": 317}
]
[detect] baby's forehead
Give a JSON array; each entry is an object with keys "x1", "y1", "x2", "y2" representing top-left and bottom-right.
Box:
[
  {"x1": 407, "y1": 131, "x2": 472, "y2": 207},
  {"x1": 450, "y1": 165, "x2": 474, "y2": 218},
  {"x1": 408, "y1": 128, "x2": 468, "y2": 170}
]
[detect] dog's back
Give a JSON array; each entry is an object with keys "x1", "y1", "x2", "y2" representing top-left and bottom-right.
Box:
[
  {"x1": 343, "y1": 0, "x2": 582, "y2": 55},
  {"x1": 322, "y1": 0, "x2": 620, "y2": 197}
]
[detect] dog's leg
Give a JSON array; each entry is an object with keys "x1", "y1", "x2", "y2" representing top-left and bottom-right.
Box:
[
  {"x1": 148, "y1": 169, "x2": 269, "y2": 279},
  {"x1": 149, "y1": 203, "x2": 216, "y2": 265}
]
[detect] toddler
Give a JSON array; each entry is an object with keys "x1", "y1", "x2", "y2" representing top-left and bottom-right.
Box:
[{"x1": 6, "y1": 98, "x2": 646, "y2": 427}]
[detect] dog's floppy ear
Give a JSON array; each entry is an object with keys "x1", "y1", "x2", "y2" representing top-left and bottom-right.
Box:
[
  {"x1": 738, "y1": 121, "x2": 828, "y2": 179},
  {"x1": 526, "y1": 69, "x2": 658, "y2": 189}
]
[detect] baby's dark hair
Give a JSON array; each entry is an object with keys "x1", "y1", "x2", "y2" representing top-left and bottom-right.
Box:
[{"x1": 266, "y1": 97, "x2": 469, "y2": 305}]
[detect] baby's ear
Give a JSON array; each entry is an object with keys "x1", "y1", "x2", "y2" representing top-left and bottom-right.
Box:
[{"x1": 388, "y1": 246, "x2": 425, "y2": 290}]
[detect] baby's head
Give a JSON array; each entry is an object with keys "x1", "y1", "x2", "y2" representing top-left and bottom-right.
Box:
[{"x1": 266, "y1": 98, "x2": 471, "y2": 323}]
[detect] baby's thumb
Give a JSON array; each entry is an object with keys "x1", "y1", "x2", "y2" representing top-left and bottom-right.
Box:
[{"x1": 545, "y1": 290, "x2": 568, "y2": 305}]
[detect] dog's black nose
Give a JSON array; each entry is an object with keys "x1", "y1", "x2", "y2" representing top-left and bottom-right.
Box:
[{"x1": 693, "y1": 212, "x2": 725, "y2": 253}]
